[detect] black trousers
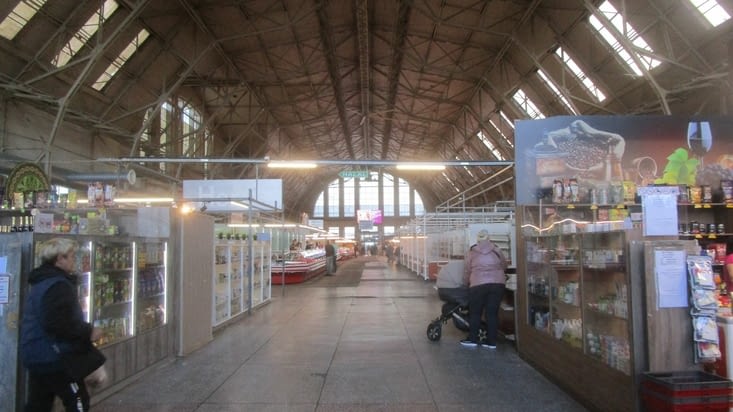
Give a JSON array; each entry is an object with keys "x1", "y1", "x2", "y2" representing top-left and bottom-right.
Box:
[
  {"x1": 24, "y1": 370, "x2": 89, "y2": 412},
  {"x1": 467, "y1": 283, "x2": 505, "y2": 345}
]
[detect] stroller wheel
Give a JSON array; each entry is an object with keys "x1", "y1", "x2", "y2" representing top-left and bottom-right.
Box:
[
  {"x1": 426, "y1": 321, "x2": 442, "y2": 341},
  {"x1": 477, "y1": 322, "x2": 488, "y2": 344}
]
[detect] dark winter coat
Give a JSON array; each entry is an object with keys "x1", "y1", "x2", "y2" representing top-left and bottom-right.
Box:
[{"x1": 20, "y1": 263, "x2": 93, "y2": 374}]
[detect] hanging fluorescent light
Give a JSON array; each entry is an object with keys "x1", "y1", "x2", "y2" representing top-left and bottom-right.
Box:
[
  {"x1": 230, "y1": 201, "x2": 249, "y2": 209},
  {"x1": 115, "y1": 197, "x2": 174, "y2": 203},
  {"x1": 395, "y1": 163, "x2": 445, "y2": 171},
  {"x1": 268, "y1": 161, "x2": 318, "y2": 169},
  {"x1": 227, "y1": 223, "x2": 261, "y2": 228}
]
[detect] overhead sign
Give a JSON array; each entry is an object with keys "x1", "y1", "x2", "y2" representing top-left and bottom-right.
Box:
[
  {"x1": 338, "y1": 170, "x2": 369, "y2": 178},
  {"x1": 182, "y1": 179, "x2": 283, "y2": 210}
]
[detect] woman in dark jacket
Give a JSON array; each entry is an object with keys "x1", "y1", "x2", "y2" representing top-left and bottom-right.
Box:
[
  {"x1": 20, "y1": 238, "x2": 102, "y2": 412},
  {"x1": 461, "y1": 229, "x2": 507, "y2": 348}
]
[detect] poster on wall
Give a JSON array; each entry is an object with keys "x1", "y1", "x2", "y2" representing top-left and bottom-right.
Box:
[
  {"x1": 514, "y1": 116, "x2": 733, "y2": 205},
  {"x1": 357, "y1": 209, "x2": 382, "y2": 231}
]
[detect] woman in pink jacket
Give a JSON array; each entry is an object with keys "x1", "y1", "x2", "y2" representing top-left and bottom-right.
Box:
[{"x1": 461, "y1": 229, "x2": 507, "y2": 348}]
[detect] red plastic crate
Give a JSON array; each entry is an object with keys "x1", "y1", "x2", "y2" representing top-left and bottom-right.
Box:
[
  {"x1": 642, "y1": 371, "x2": 733, "y2": 398},
  {"x1": 642, "y1": 389, "x2": 731, "y2": 412},
  {"x1": 641, "y1": 371, "x2": 733, "y2": 412}
]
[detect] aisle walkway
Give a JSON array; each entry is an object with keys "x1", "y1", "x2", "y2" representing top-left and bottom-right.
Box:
[{"x1": 94, "y1": 256, "x2": 588, "y2": 412}]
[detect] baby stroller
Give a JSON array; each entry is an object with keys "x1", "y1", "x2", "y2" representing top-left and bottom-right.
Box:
[{"x1": 426, "y1": 261, "x2": 487, "y2": 343}]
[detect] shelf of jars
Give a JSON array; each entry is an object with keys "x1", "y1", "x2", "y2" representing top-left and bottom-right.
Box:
[{"x1": 522, "y1": 204, "x2": 634, "y2": 376}]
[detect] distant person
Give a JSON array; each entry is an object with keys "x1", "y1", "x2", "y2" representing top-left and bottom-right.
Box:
[
  {"x1": 20, "y1": 238, "x2": 104, "y2": 411},
  {"x1": 325, "y1": 241, "x2": 337, "y2": 275},
  {"x1": 386, "y1": 243, "x2": 394, "y2": 264},
  {"x1": 461, "y1": 229, "x2": 507, "y2": 349}
]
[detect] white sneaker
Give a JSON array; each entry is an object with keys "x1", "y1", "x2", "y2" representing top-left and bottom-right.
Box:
[{"x1": 460, "y1": 339, "x2": 477, "y2": 347}]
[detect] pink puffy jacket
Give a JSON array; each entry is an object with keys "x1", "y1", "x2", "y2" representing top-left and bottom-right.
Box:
[{"x1": 463, "y1": 239, "x2": 507, "y2": 287}]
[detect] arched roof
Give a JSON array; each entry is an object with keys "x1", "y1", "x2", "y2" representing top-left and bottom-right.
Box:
[{"x1": 0, "y1": 0, "x2": 730, "y2": 219}]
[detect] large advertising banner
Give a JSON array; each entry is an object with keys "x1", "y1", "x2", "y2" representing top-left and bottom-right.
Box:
[{"x1": 514, "y1": 116, "x2": 733, "y2": 205}]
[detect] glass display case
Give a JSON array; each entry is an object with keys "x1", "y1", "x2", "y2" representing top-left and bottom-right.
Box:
[
  {"x1": 213, "y1": 236, "x2": 271, "y2": 326},
  {"x1": 90, "y1": 239, "x2": 135, "y2": 345},
  {"x1": 580, "y1": 231, "x2": 630, "y2": 374},
  {"x1": 31, "y1": 207, "x2": 170, "y2": 347},
  {"x1": 526, "y1": 231, "x2": 582, "y2": 348},
  {"x1": 521, "y1": 204, "x2": 635, "y2": 375},
  {"x1": 33, "y1": 234, "x2": 169, "y2": 346},
  {"x1": 136, "y1": 240, "x2": 167, "y2": 333},
  {"x1": 213, "y1": 241, "x2": 234, "y2": 324},
  {"x1": 251, "y1": 238, "x2": 272, "y2": 307}
]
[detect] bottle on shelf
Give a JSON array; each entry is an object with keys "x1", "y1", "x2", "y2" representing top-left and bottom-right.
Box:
[{"x1": 604, "y1": 146, "x2": 623, "y2": 182}]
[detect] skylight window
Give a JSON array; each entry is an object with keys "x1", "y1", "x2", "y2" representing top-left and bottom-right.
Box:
[
  {"x1": 441, "y1": 172, "x2": 461, "y2": 194},
  {"x1": 458, "y1": 155, "x2": 477, "y2": 179},
  {"x1": 52, "y1": 0, "x2": 118, "y2": 67},
  {"x1": 92, "y1": 29, "x2": 149, "y2": 90},
  {"x1": 511, "y1": 89, "x2": 545, "y2": 119},
  {"x1": 0, "y1": 0, "x2": 47, "y2": 40},
  {"x1": 555, "y1": 47, "x2": 606, "y2": 102},
  {"x1": 477, "y1": 130, "x2": 505, "y2": 160},
  {"x1": 589, "y1": 1, "x2": 661, "y2": 76},
  {"x1": 488, "y1": 119, "x2": 514, "y2": 149},
  {"x1": 499, "y1": 111, "x2": 515, "y2": 130},
  {"x1": 689, "y1": 0, "x2": 730, "y2": 26},
  {"x1": 536, "y1": 69, "x2": 578, "y2": 115}
]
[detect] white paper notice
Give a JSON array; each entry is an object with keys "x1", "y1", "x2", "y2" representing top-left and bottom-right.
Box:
[
  {"x1": 0, "y1": 256, "x2": 6, "y2": 273},
  {"x1": 655, "y1": 249, "x2": 688, "y2": 308},
  {"x1": 642, "y1": 193, "x2": 679, "y2": 236},
  {"x1": 0, "y1": 274, "x2": 9, "y2": 304}
]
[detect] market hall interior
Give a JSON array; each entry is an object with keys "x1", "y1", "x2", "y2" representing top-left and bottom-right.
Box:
[{"x1": 93, "y1": 255, "x2": 588, "y2": 412}]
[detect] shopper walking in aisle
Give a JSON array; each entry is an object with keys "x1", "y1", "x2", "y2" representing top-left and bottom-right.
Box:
[
  {"x1": 325, "y1": 240, "x2": 337, "y2": 275},
  {"x1": 461, "y1": 229, "x2": 507, "y2": 348},
  {"x1": 20, "y1": 238, "x2": 104, "y2": 412}
]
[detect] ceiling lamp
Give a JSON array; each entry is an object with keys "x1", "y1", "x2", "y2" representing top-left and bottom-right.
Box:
[
  {"x1": 115, "y1": 197, "x2": 174, "y2": 203},
  {"x1": 267, "y1": 161, "x2": 318, "y2": 169},
  {"x1": 395, "y1": 163, "x2": 446, "y2": 171}
]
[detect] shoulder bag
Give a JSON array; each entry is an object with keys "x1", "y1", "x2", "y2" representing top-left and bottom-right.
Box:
[{"x1": 54, "y1": 342, "x2": 107, "y2": 382}]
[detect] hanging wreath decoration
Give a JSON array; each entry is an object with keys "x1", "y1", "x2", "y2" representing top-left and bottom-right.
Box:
[{"x1": 4, "y1": 162, "x2": 50, "y2": 202}]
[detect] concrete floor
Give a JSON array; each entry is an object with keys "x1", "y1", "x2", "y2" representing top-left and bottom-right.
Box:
[{"x1": 93, "y1": 256, "x2": 589, "y2": 412}]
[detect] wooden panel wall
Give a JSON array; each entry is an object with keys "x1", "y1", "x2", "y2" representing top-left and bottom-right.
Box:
[
  {"x1": 643, "y1": 240, "x2": 700, "y2": 371},
  {"x1": 99, "y1": 325, "x2": 170, "y2": 386},
  {"x1": 178, "y1": 213, "x2": 214, "y2": 356},
  {"x1": 517, "y1": 326, "x2": 634, "y2": 412}
]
